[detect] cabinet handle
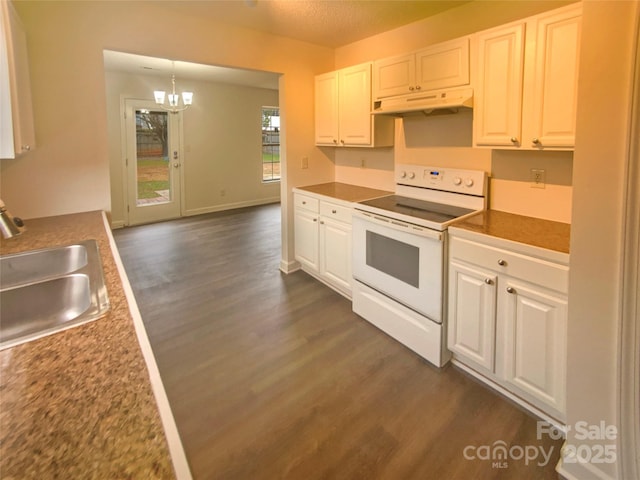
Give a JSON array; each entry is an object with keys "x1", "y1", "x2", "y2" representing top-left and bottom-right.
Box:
[
  {"x1": 498, "y1": 259, "x2": 507, "y2": 266},
  {"x1": 506, "y1": 286, "x2": 516, "y2": 294},
  {"x1": 532, "y1": 138, "x2": 540, "y2": 145},
  {"x1": 484, "y1": 278, "x2": 493, "y2": 285},
  {"x1": 510, "y1": 137, "x2": 518, "y2": 143}
]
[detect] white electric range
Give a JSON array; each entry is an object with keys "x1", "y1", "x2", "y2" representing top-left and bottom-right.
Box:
[{"x1": 351, "y1": 163, "x2": 488, "y2": 367}]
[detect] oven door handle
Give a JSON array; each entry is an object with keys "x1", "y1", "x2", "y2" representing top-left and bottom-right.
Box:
[{"x1": 353, "y1": 210, "x2": 442, "y2": 241}]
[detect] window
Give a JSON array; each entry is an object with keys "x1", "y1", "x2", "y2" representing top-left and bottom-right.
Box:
[{"x1": 262, "y1": 107, "x2": 280, "y2": 182}]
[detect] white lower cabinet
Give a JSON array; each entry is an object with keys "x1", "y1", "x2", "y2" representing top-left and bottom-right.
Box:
[
  {"x1": 448, "y1": 229, "x2": 569, "y2": 421},
  {"x1": 294, "y1": 192, "x2": 352, "y2": 297}
]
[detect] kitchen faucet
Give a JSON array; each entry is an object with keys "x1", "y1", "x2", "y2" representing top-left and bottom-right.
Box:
[{"x1": 0, "y1": 199, "x2": 25, "y2": 239}]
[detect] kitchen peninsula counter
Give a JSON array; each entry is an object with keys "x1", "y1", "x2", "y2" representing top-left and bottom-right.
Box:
[
  {"x1": 0, "y1": 211, "x2": 185, "y2": 479},
  {"x1": 452, "y1": 209, "x2": 571, "y2": 254},
  {"x1": 294, "y1": 182, "x2": 392, "y2": 203}
]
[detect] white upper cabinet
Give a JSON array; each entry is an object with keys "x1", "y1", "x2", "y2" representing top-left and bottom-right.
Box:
[
  {"x1": 525, "y1": 6, "x2": 582, "y2": 149},
  {"x1": 1, "y1": 0, "x2": 35, "y2": 158},
  {"x1": 474, "y1": 4, "x2": 581, "y2": 150},
  {"x1": 473, "y1": 23, "x2": 525, "y2": 147},
  {"x1": 315, "y1": 62, "x2": 393, "y2": 148},
  {"x1": 373, "y1": 37, "x2": 470, "y2": 99}
]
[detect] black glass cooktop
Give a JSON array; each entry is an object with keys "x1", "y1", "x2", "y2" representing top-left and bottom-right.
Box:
[{"x1": 359, "y1": 195, "x2": 475, "y2": 224}]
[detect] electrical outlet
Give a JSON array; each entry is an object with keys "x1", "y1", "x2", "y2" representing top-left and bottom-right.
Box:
[
  {"x1": 530, "y1": 169, "x2": 546, "y2": 189},
  {"x1": 301, "y1": 156, "x2": 309, "y2": 169},
  {"x1": 360, "y1": 157, "x2": 366, "y2": 168}
]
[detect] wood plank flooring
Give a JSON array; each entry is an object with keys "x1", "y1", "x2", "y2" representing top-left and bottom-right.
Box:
[{"x1": 113, "y1": 204, "x2": 563, "y2": 480}]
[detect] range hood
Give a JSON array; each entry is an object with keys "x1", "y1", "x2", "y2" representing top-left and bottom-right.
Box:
[{"x1": 372, "y1": 87, "x2": 473, "y2": 116}]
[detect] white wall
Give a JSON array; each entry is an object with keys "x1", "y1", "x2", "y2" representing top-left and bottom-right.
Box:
[
  {"x1": 562, "y1": 2, "x2": 639, "y2": 480},
  {"x1": 104, "y1": 70, "x2": 280, "y2": 227}
]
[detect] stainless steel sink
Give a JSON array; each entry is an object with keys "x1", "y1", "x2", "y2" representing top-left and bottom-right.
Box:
[{"x1": 0, "y1": 240, "x2": 110, "y2": 349}]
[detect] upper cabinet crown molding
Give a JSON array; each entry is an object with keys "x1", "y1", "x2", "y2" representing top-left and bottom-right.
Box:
[
  {"x1": 1, "y1": 0, "x2": 35, "y2": 159},
  {"x1": 474, "y1": 3, "x2": 582, "y2": 150},
  {"x1": 373, "y1": 37, "x2": 470, "y2": 100},
  {"x1": 314, "y1": 62, "x2": 394, "y2": 148}
]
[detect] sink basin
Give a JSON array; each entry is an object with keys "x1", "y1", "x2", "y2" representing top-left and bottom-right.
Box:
[
  {"x1": 1, "y1": 243, "x2": 88, "y2": 289},
  {"x1": 0, "y1": 240, "x2": 110, "y2": 349}
]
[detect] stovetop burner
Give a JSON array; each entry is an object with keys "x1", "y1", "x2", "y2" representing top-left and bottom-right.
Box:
[{"x1": 359, "y1": 195, "x2": 475, "y2": 225}]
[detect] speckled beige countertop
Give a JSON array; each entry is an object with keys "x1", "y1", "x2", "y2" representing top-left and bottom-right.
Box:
[
  {"x1": 452, "y1": 209, "x2": 571, "y2": 254},
  {"x1": 294, "y1": 182, "x2": 392, "y2": 203},
  {"x1": 0, "y1": 211, "x2": 175, "y2": 479}
]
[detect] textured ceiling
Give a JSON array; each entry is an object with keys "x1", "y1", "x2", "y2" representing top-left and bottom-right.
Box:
[
  {"x1": 104, "y1": 1, "x2": 471, "y2": 90},
  {"x1": 159, "y1": 0, "x2": 471, "y2": 48}
]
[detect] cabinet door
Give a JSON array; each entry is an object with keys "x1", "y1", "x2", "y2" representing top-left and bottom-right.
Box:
[
  {"x1": 314, "y1": 71, "x2": 339, "y2": 145},
  {"x1": 415, "y1": 37, "x2": 470, "y2": 92},
  {"x1": 474, "y1": 23, "x2": 525, "y2": 147},
  {"x1": 338, "y1": 63, "x2": 372, "y2": 146},
  {"x1": 498, "y1": 279, "x2": 567, "y2": 417},
  {"x1": 294, "y1": 209, "x2": 319, "y2": 272},
  {"x1": 372, "y1": 53, "x2": 415, "y2": 99},
  {"x1": 525, "y1": 6, "x2": 581, "y2": 149},
  {"x1": 320, "y1": 216, "x2": 352, "y2": 294},
  {"x1": 448, "y1": 260, "x2": 497, "y2": 372},
  {"x1": 1, "y1": 0, "x2": 35, "y2": 157}
]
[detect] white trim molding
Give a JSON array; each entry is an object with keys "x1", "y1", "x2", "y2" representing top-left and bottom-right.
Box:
[{"x1": 184, "y1": 197, "x2": 280, "y2": 217}]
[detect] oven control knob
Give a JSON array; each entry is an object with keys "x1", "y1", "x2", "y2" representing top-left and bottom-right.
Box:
[
  {"x1": 408, "y1": 172, "x2": 416, "y2": 179},
  {"x1": 453, "y1": 177, "x2": 462, "y2": 186},
  {"x1": 400, "y1": 171, "x2": 407, "y2": 178},
  {"x1": 465, "y1": 178, "x2": 474, "y2": 187}
]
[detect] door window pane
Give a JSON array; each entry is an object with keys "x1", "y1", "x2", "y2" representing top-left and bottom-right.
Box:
[
  {"x1": 136, "y1": 109, "x2": 171, "y2": 205},
  {"x1": 262, "y1": 107, "x2": 280, "y2": 182}
]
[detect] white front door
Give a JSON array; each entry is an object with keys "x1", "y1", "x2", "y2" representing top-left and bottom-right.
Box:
[{"x1": 124, "y1": 99, "x2": 182, "y2": 225}]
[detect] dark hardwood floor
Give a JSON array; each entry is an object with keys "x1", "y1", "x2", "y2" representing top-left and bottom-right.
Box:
[{"x1": 113, "y1": 204, "x2": 563, "y2": 480}]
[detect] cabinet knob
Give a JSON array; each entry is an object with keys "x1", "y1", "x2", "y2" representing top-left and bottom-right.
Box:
[
  {"x1": 506, "y1": 286, "x2": 516, "y2": 294},
  {"x1": 333, "y1": 139, "x2": 338, "y2": 144},
  {"x1": 415, "y1": 85, "x2": 421, "y2": 90},
  {"x1": 320, "y1": 220, "x2": 325, "y2": 225},
  {"x1": 510, "y1": 137, "x2": 518, "y2": 143},
  {"x1": 484, "y1": 278, "x2": 493, "y2": 285},
  {"x1": 22, "y1": 145, "x2": 31, "y2": 151},
  {"x1": 302, "y1": 201, "x2": 306, "y2": 205},
  {"x1": 313, "y1": 218, "x2": 317, "y2": 222},
  {"x1": 332, "y1": 209, "x2": 337, "y2": 214},
  {"x1": 498, "y1": 259, "x2": 507, "y2": 266},
  {"x1": 340, "y1": 139, "x2": 345, "y2": 145},
  {"x1": 409, "y1": 86, "x2": 415, "y2": 91},
  {"x1": 532, "y1": 138, "x2": 540, "y2": 145}
]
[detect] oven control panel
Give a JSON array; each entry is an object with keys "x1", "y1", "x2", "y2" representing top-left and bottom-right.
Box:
[{"x1": 396, "y1": 164, "x2": 487, "y2": 196}]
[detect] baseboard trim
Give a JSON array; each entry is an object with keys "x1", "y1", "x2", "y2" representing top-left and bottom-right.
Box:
[
  {"x1": 184, "y1": 197, "x2": 280, "y2": 217},
  {"x1": 110, "y1": 220, "x2": 126, "y2": 229},
  {"x1": 280, "y1": 259, "x2": 301, "y2": 274}
]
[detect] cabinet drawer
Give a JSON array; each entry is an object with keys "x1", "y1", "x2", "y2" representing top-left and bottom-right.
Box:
[
  {"x1": 450, "y1": 236, "x2": 569, "y2": 293},
  {"x1": 320, "y1": 201, "x2": 352, "y2": 224},
  {"x1": 294, "y1": 193, "x2": 319, "y2": 213}
]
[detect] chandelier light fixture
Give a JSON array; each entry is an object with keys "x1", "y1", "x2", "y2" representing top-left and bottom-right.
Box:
[{"x1": 154, "y1": 62, "x2": 193, "y2": 114}]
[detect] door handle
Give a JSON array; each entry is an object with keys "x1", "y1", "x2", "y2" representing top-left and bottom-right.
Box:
[{"x1": 173, "y1": 163, "x2": 180, "y2": 168}]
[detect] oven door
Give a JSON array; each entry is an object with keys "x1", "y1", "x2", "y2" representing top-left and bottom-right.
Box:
[{"x1": 352, "y1": 210, "x2": 444, "y2": 323}]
